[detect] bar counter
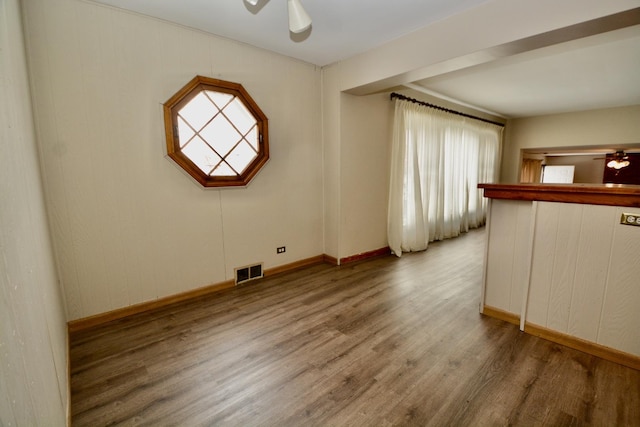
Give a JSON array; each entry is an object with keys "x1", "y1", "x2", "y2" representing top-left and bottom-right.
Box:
[
  {"x1": 478, "y1": 183, "x2": 640, "y2": 369},
  {"x1": 478, "y1": 183, "x2": 640, "y2": 207}
]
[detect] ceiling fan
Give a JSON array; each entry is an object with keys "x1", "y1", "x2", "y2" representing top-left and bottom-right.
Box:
[
  {"x1": 245, "y1": 0, "x2": 312, "y2": 34},
  {"x1": 606, "y1": 150, "x2": 630, "y2": 169},
  {"x1": 593, "y1": 150, "x2": 631, "y2": 169}
]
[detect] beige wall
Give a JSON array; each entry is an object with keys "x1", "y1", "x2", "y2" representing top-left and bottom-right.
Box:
[
  {"x1": 502, "y1": 105, "x2": 640, "y2": 182},
  {"x1": 16, "y1": 0, "x2": 637, "y2": 315},
  {"x1": 0, "y1": 0, "x2": 68, "y2": 423},
  {"x1": 6, "y1": 0, "x2": 639, "y2": 420},
  {"x1": 22, "y1": 0, "x2": 323, "y2": 320},
  {"x1": 339, "y1": 93, "x2": 393, "y2": 258},
  {"x1": 322, "y1": 0, "x2": 634, "y2": 259},
  {"x1": 321, "y1": 66, "x2": 341, "y2": 259},
  {"x1": 544, "y1": 155, "x2": 606, "y2": 184},
  {"x1": 334, "y1": 88, "x2": 504, "y2": 261}
]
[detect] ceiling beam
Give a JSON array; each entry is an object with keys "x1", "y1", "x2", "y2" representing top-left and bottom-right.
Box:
[{"x1": 345, "y1": 7, "x2": 640, "y2": 96}]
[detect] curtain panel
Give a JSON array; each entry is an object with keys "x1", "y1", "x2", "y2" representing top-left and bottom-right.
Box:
[
  {"x1": 520, "y1": 158, "x2": 543, "y2": 183},
  {"x1": 388, "y1": 99, "x2": 502, "y2": 257}
]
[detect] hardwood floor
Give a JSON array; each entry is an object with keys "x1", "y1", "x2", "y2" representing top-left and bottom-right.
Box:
[{"x1": 70, "y1": 228, "x2": 640, "y2": 426}]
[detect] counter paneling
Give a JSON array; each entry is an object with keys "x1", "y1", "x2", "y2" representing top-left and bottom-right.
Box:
[{"x1": 480, "y1": 184, "x2": 640, "y2": 369}]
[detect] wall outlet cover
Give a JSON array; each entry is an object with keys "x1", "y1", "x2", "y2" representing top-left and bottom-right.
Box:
[{"x1": 621, "y1": 213, "x2": 640, "y2": 227}]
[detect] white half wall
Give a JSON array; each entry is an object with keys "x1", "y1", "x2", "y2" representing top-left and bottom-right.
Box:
[{"x1": 484, "y1": 199, "x2": 640, "y2": 357}]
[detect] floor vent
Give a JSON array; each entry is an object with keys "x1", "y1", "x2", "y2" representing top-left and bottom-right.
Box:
[{"x1": 235, "y1": 263, "x2": 263, "y2": 285}]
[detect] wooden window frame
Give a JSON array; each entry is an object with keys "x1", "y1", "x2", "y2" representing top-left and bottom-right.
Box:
[{"x1": 163, "y1": 75, "x2": 269, "y2": 187}]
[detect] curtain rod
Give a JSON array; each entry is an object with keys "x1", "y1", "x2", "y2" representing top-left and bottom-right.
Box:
[{"x1": 390, "y1": 92, "x2": 505, "y2": 127}]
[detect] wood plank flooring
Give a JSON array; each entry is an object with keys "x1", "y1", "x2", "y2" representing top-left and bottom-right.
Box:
[{"x1": 70, "y1": 228, "x2": 640, "y2": 426}]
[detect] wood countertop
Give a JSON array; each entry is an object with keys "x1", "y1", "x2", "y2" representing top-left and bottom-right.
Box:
[{"x1": 478, "y1": 183, "x2": 640, "y2": 207}]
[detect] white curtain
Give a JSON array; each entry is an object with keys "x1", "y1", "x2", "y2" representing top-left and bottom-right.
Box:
[
  {"x1": 520, "y1": 158, "x2": 543, "y2": 183},
  {"x1": 388, "y1": 99, "x2": 502, "y2": 257}
]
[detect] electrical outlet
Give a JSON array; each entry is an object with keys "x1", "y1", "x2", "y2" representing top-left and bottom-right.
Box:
[
  {"x1": 620, "y1": 213, "x2": 640, "y2": 227},
  {"x1": 277, "y1": 246, "x2": 286, "y2": 254}
]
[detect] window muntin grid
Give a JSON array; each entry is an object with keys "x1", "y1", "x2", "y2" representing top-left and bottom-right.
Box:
[{"x1": 163, "y1": 76, "x2": 268, "y2": 187}]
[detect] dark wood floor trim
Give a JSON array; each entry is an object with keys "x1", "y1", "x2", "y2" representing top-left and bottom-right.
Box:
[
  {"x1": 482, "y1": 305, "x2": 640, "y2": 371},
  {"x1": 525, "y1": 322, "x2": 640, "y2": 371},
  {"x1": 481, "y1": 305, "x2": 520, "y2": 326},
  {"x1": 340, "y1": 247, "x2": 392, "y2": 265},
  {"x1": 67, "y1": 251, "x2": 391, "y2": 334},
  {"x1": 264, "y1": 255, "x2": 324, "y2": 276},
  {"x1": 66, "y1": 331, "x2": 71, "y2": 427},
  {"x1": 323, "y1": 248, "x2": 392, "y2": 267},
  {"x1": 323, "y1": 254, "x2": 338, "y2": 266},
  {"x1": 67, "y1": 255, "x2": 326, "y2": 334},
  {"x1": 67, "y1": 280, "x2": 235, "y2": 333}
]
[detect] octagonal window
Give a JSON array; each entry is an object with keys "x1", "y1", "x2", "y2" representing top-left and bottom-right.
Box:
[{"x1": 163, "y1": 76, "x2": 269, "y2": 187}]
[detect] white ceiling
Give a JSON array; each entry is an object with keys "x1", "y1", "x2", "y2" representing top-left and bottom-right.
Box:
[
  {"x1": 413, "y1": 25, "x2": 640, "y2": 118},
  {"x1": 91, "y1": 0, "x2": 640, "y2": 118},
  {"x1": 91, "y1": 0, "x2": 493, "y2": 66}
]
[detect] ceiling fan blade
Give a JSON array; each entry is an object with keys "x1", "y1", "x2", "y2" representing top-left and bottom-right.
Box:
[{"x1": 288, "y1": 0, "x2": 312, "y2": 33}]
